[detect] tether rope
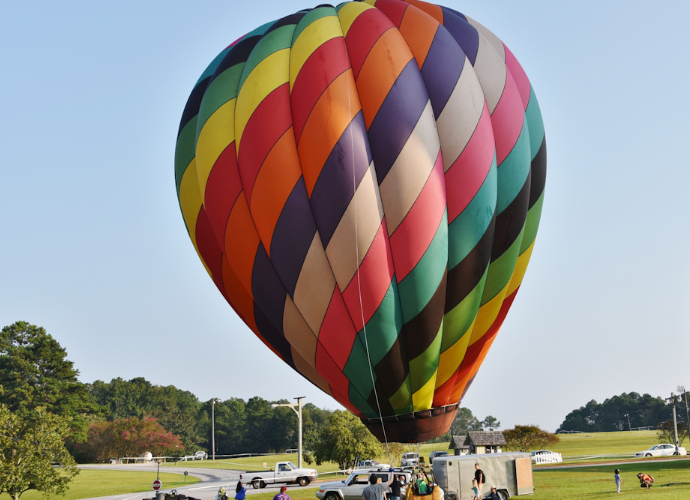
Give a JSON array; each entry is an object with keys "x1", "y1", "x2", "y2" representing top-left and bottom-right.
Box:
[{"x1": 344, "y1": 33, "x2": 392, "y2": 465}]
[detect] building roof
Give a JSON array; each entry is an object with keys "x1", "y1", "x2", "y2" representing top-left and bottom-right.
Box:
[
  {"x1": 464, "y1": 431, "x2": 507, "y2": 446},
  {"x1": 449, "y1": 435, "x2": 469, "y2": 449}
]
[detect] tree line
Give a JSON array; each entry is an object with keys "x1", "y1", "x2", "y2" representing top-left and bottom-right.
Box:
[
  {"x1": 3, "y1": 320, "x2": 687, "y2": 471},
  {"x1": 556, "y1": 392, "x2": 687, "y2": 433}
]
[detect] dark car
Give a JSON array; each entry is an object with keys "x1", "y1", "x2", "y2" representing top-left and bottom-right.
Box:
[{"x1": 429, "y1": 451, "x2": 449, "y2": 464}]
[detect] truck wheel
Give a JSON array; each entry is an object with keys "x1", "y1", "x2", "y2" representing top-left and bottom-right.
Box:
[
  {"x1": 298, "y1": 477, "x2": 310, "y2": 487},
  {"x1": 252, "y1": 480, "x2": 261, "y2": 489},
  {"x1": 324, "y1": 494, "x2": 340, "y2": 500},
  {"x1": 260, "y1": 481, "x2": 266, "y2": 489}
]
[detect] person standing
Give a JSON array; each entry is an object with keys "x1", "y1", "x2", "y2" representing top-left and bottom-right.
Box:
[
  {"x1": 471, "y1": 479, "x2": 479, "y2": 500},
  {"x1": 235, "y1": 482, "x2": 246, "y2": 500},
  {"x1": 474, "y1": 463, "x2": 486, "y2": 498},
  {"x1": 273, "y1": 485, "x2": 290, "y2": 500},
  {"x1": 362, "y1": 473, "x2": 393, "y2": 500},
  {"x1": 390, "y1": 475, "x2": 402, "y2": 500},
  {"x1": 614, "y1": 469, "x2": 622, "y2": 493}
]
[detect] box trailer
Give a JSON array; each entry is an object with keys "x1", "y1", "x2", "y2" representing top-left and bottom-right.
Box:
[{"x1": 432, "y1": 453, "x2": 534, "y2": 499}]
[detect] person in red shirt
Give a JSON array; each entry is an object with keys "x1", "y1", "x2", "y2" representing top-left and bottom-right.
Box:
[{"x1": 274, "y1": 486, "x2": 290, "y2": 500}]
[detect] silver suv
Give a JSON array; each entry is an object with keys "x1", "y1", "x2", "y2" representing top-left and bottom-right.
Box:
[
  {"x1": 316, "y1": 470, "x2": 412, "y2": 500},
  {"x1": 401, "y1": 453, "x2": 419, "y2": 467}
]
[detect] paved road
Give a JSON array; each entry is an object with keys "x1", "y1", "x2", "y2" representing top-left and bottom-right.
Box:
[{"x1": 77, "y1": 464, "x2": 321, "y2": 500}]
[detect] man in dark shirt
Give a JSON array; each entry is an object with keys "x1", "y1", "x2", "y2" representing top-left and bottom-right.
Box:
[
  {"x1": 390, "y1": 475, "x2": 403, "y2": 500},
  {"x1": 487, "y1": 485, "x2": 501, "y2": 500},
  {"x1": 474, "y1": 464, "x2": 486, "y2": 497}
]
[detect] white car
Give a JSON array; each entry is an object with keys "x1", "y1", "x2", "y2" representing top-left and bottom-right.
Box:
[
  {"x1": 194, "y1": 451, "x2": 208, "y2": 460},
  {"x1": 635, "y1": 444, "x2": 687, "y2": 457},
  {"x1": 530, "y1": 450, "x2": 562, "y2": 464},
  {"x1": 401, "y1": 452, "x2": 419, "y2": 467},
  {"x1": 358, "y1": 460, "x2": 390, "y2": 469}
]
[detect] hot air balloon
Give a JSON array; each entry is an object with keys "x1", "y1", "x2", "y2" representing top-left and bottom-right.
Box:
[{"x1": 174, "y1": 0, "x2": 546, "y2": 443}]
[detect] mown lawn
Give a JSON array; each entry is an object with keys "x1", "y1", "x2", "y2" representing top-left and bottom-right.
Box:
[
  {"x1": 532, "y1": 459, "x2": 690, "y2": 499},
  {"x1": 547, "y1": 430, "x2": 664, "y2": 457},
  {"x1": 14, "y1": 470, "x2": 198, "y2": 500},
  {"x1": 245, "y1": 460, "x2": 690, "y2": 500}
]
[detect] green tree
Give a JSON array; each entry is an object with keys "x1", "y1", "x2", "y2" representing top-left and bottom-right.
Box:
[
  {"x1": 557, "y1": 392, "x2": 672, "y2": 432},
  {"x1": 0, "y1": 405, "x2": 78, "y2": 500},
  {"x1": 89, "y1": 377, "x2": 204, "y2": 451},
  {"x1": 657, "y1": 420, "x2": 688, "y2": 447},
  {"x1": 310, "y1": 410, "x2": 382, "y2": 470},
  {"x1": 0, "y1": 322, "x2": 100, "y2": 442},
  {"x1": 503, "y1": 425, "x2": 559, "y2": 452},
  {"x1": 212, "y1": 398, "x2": 247, "y2": 454},
  {"x1": 482, "y1": 416, "x2": 501, "y2": 431},
  {"x1": 240, "y1": 397, "x2": 274, "y2": 452},
  {"x1": 451, "y1": 408, "x2": 483, "y2": 435}
]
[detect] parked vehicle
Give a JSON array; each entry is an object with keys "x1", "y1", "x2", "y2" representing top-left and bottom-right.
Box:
[
  {"x1": 530, "y1": 450, "x2": 562, "y2": 464},
  {"x1": 401, "y1": 452, "x2": 419, "y2": 467},
  {"x1": 429, "y1": 451, "x2": 449, "y2": 464},
  {"x1": 635, "y1": 444, "x2": 687, "y2": 457},
  {"x1": 194, "y1": 451, "x2": 208, "y2": 460},
  {"x1": 433, "y1": 453, "x2": 534, "y2": 499},
  {"x1": 317, "y1": 469, "x2": 417, "y2": 500},
  {"x1": 358, "y1": 460, "x2": 390, "y2": 469},
  {"x1": 239, "y1": 461, "x2": 318, "y2": 489}
]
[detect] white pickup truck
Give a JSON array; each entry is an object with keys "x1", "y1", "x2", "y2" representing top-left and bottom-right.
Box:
[{"x1": 239, "y1": 461, "x2": 318, "y2": 489}]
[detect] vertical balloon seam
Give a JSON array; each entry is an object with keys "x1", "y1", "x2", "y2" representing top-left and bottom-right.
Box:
[
  {"x1": 366, "y1": 0, "x2": 447, "y2": 410},
  {"x1": 235, "y1": 17, "x2": 357, "y2": 400},
  {"x1": 426, "y1": 4, "x2": 503, "y2": 405},
  {"x1": 322, "y1": 2, "x2": 403, "y2": 417},
  {"x1": 279, "y1": 6, "x2": 395, "y2": 415},
  {"x1": 412, "y1": 5, "x2": 492, "y2": 410},
  {"x1": 343, "y1": 1, "x2": 435, "y2": 417},
  {"x1": 388, "y1": 0, "x2": 471, "y2": 413},
  {"x1": 210, "y1": 23, "x2": 339, "y2": 396},
  {"x1": 285, "y1": 6, "x2": 370, "y2": 415}
]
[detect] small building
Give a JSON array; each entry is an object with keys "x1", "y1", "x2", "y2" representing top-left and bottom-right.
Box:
[
  {"x1": 449, "y1": 435, "x2": 470, "y2": 456},
  {"x1": 464, "y1": 431, "x2": 506, "y2": 454}
]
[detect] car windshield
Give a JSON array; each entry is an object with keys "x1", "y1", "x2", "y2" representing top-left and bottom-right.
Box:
[
  {"x1": 648, "y1": 446, "x2": 658, "y2": 450},
  {"x1": 287, "y1": 462, "x2": 297, "y2": 469}
]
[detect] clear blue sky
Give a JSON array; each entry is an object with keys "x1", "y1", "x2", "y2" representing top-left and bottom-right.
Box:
[{"x1": 1, "y1": 0, "x2": 688, "y2": 433}]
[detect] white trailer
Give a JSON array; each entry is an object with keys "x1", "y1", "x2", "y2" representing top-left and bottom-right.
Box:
[{"x1": 432, "y1": 453, "x2": 534, "y2": 499}]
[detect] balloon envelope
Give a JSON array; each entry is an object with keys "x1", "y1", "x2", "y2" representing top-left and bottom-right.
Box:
[{"x1": 175, "y1": 0, "x2": 546, "y2": 442}]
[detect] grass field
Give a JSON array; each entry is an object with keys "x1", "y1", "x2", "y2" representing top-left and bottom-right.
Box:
[
  {"x1": 169, "y1": 431, "x2": 676, "y2": 474},
  {"x1": 15, "y1": 470, "x2": 198, "y2": 500},
  {"x1": 532, "y1": 459, "x2": 690, "y2": 499},
  {"x1": 547, "y1": 430, "x2": 664, "y2": 457},
  {"x1": 242, "y1": 459, "x2": 690, "y2": 500}
]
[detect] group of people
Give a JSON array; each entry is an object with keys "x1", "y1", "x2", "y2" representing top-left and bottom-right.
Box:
[
  {"x1": 613, "y1": 468, "x2": 655, "y2": 493},
  {"x1": 218, "y1": 482, "x2": 291, "y2": 500},
  {"x1": 360, "y1": 464, "x2": 501, "y2": 500},
  {"x1": 471, "y1": 464, "x2": 501, "y2": 500}
]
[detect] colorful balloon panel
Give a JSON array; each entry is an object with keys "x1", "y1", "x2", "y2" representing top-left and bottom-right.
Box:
[{"x1": 175, "y1": 0, "x2": 546, "y2": 443}]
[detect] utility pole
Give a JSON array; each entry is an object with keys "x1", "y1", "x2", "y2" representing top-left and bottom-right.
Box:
[
  {"x1": 212, "y1": 398, "x2": 220, "y2": 461},
  {"x1": 665, "y1": 393, "x2": 680, "y2": 455},
  {"x1": 272, "y1": 397, "x2": 305, "y2": 468},
  {"x1": 679, "y1": 386, "x2": 689, "y2": 443},
  {"x1": 624, "y1": 413, "x2": 631, "y2": 431}
]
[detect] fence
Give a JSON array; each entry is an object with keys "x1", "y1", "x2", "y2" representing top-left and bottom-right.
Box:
[
  {"x1": 558, "y1": 427, "x2": 654, "y2": 434},
  {"x1": 532, "y1": 452, "x2": 563, "y2": 464}
]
